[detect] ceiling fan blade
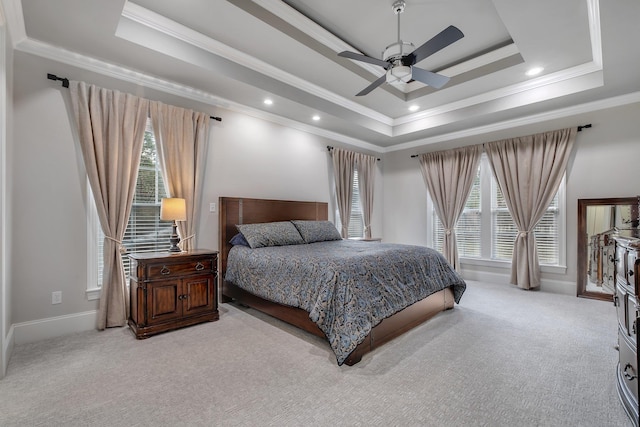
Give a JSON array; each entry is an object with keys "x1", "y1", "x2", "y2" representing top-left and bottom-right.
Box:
[
  {"x1": 409, "y1": 25, "x2": 464, "y2": 65},
  {"x1": 356, "y1": 74, "x2": 387, "y2": 96},
  {"x1": 411, "y1": 67, "x2": 450, "y2": 89},
  {"x1": 338, "y1": 51, "x2": 390, "y2": 69}
]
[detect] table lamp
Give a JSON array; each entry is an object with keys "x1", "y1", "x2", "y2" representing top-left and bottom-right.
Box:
[{"x1": 160, "y1": 197, "x2": 187, "y2": 252}]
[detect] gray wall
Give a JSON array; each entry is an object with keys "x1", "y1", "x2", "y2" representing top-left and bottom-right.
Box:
[{"x1": 8, "y1": 52, "x2": 383, "y2": 326}]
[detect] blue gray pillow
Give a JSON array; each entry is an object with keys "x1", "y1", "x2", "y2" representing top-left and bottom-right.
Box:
[
  {"x1": 236, "y1": 221, "x2": 304, "y2": 249},
  {"x1": 291, "y1": 220, "x2": 342, "y2": 243},
  {"x1": 229, "y1": 233, "x2": 250, "y2": 247}
]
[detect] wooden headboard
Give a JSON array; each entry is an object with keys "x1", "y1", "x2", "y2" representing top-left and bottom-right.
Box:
[{"x1": 218, "y1": 197, "x2": 329, "y2": 280}]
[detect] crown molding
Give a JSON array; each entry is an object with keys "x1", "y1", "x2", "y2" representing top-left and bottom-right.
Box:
[
  {"x1": 9, "y1": 0, "x2": 624, "y2": 154},
  {"x1": 384, "y1": 91, "x2": 640, "y2": 153},
  {"x1": 587, "y1": 0, "x2": 603, "y2": 67},
  {"x1": 252, "y1": 0, "x2": 383, "y2": 77},
  {"x1": 13, "y1": 34, "x2": 637, "y2": 156},
  {"x1": 0, "y1": 0, "x2": 26, "y2": 47},
  {"x1": 121, "y1": 2, "x2": 393, "y2": 127},
  {"x1": 17, "y1": 37, "x2": 384, "y2": 152},
  {"x1": 394, "y1": 61, "x2": 603, "y2": 127},
  {"x1": 122, "y1": 1, "x2": 604, "y2": 137},
  {"x1": 243, "y1": 0, "x2": 523, "y2": 96}
]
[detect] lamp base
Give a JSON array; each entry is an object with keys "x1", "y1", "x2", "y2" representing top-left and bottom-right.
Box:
[{"x1": 168, "y1": 221, "x2": 182, "y2": 253}]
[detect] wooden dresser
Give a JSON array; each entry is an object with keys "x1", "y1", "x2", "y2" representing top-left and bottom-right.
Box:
[
  {"x1": 614, "y1": 235, "x2": 640, "y2": 426},
  {"x1": 128, "y1": 250, "x2": 219, "y2": 339}
]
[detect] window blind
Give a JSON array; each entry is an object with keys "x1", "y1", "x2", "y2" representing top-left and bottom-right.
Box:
[
  {"x1": 348, "y1": 170, "x2": 364, "y2": 238},
  {"x1": 433, "y1": 167, "x2": 481, "y2": 257},
  {"x1": 491, "y1": 179, "x2": 559, "y2": 264}
]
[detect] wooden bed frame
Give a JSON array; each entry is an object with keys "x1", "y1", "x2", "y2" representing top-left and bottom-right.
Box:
[{"x1": 219, "y1": 197, "x2": 455, "y2": 365}]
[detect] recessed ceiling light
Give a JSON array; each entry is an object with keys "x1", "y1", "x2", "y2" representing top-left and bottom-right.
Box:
[
  {"x1": 526, "y1": 67, "x2": 544, "y2": 76},
  {"x1": 264, "y1": 99, "x2": 273, "y2": 105},
  {"x1": 312, "y1": 115, "x2": 320, "y2": 121},
  {"x1": 408, "y1": 105, "x2": 420, "y2": 112}
]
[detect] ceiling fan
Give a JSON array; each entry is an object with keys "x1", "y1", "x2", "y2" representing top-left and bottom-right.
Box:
[{"x1": 338, "y1": 0, "x2": 464, "y2": 96}]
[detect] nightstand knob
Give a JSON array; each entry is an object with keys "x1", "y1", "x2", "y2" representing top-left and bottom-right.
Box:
[
  {"x1": 160, "y1": 265, "x2": 170, "y2": 275},
  {"x1": 195, "y1": 262, "x2": 204, "y2": 271}
]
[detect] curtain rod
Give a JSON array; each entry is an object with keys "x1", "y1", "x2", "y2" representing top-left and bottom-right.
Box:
[
  {"x1": 409, "y1": 124, "x2": 593, "y2": 158},
  {"x1": 46, "y1": 73, "x2": 223, "y2": 122},
  {"x1": 327, "y1": 145, "x2": 380, "y2": 161}
]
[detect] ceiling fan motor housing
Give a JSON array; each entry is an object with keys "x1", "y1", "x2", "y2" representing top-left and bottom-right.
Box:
[{"x1": 383, "y1": 41, "x2": 415, "y2": 62}]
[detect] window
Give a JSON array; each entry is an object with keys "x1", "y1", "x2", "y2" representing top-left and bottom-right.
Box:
[
  {"x1": 428, "y1": 154, "x2": 565, "y2": 268},
  {"x1": 87, "y1": 120, "x2": 172, "y2": 299},
  {"x1": 348, "y1": 170, "x2": 364, "y2": 238},
  {"x1": 334, "y1": 169, "x2": 365, "y2": 239},
  {"x1": 432, "y1": 167, "x2": 481, "y2": 257}
]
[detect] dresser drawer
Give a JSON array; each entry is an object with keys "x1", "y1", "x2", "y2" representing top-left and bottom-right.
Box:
[
  {"x1": 629, "y1": 250, "x2": 639, "y2": 293},
  {"x1": 618, "y1": 283, "x2": 629, "y2": 332},
  {"x1": 617, "y1": 244, "x2": 628, "y2": 285},
  {"x1": 630, "y1": 294, "x2": 639, "y2": 342},
  {"x1": 619, "y1": 330, "x2": 639, "y2": 406},
  {"x1": 147, "y1": 258, "x2": 214, "y2": 279}
]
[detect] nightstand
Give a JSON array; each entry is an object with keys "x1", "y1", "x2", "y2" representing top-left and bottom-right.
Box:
[{"x1": 128, "y1": 250, "x2": 219, "y2": 339}]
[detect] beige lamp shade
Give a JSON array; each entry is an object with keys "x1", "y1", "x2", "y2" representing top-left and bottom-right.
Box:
[{"x1": 160, "y1": 198, "x2": 187, "y2": 221}]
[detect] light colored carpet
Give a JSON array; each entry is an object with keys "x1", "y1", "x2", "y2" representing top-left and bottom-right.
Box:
[{"x1": 0, "y1": 280, "x2": 632, "y2": 426}]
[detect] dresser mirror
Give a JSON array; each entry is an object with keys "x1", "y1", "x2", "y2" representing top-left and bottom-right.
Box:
[{"x1": 577, "y1": 197, "x2": 640, "y2": 300}]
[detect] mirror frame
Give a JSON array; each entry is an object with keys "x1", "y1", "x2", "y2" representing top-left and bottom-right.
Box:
[{"x1": 577, "y1": 197, "x2": 638, "y2": 301}]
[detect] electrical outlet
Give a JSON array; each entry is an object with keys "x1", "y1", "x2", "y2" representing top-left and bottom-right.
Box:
[
  {"x1": 209, "y1": 202, "x2": 216, "y2": 213},
  {"x1": 52, "y1": 291, "x2": 62, "y2": 305}
]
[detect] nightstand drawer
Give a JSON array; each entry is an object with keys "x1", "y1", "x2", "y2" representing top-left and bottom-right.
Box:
[{"x1": 147, "y1": 258, "x2": 213, "y2": 279}]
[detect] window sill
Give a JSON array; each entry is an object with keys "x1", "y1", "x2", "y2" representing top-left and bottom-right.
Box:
[
  {"x1": 460, "y1": 256, "x2": 567, "y2": 275},
  {"x1": 86, "y1": 287, "x2": 101, "y2": 301}
]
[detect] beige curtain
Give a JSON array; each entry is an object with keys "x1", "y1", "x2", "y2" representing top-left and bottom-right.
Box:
[
  {"x1": 419, "y1": 145, "x2": 482, "y2": 271},
  {"x1": 332, "y1": 148, "x2": 357, "y2": 238},
  {"x1": 69, "y1": 81, "x2": 149, "y2": 329},
  {"x1": 150, "y1": 102, "x2": 210, "y2": 252},
  {"x1": 485, "y1": 127, "x2": 577, "y2": 289},
  {"x1": 355, "y1": 153, "x2": 376, "y2": 238}
]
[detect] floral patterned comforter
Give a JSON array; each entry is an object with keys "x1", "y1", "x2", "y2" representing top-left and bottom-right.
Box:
[{"x1": 225, "y1": 239, "x2": 466, "y2": 365}]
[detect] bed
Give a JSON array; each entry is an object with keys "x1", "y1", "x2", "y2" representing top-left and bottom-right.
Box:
[{"x1": 219, "y1": 197, "x2": 466, "y2": 365}]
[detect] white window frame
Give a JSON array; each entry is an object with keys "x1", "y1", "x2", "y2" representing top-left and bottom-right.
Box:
[
  {"x1": 427, "y1": 154, "x2": 567, "y2": 274},
  {"x1": 86, "y1": 181, "x2": 102, "y2": 300}
]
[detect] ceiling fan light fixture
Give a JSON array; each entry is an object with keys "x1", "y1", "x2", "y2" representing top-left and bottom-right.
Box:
[{"x1": 387, "y1": 65, "x2": 412, "y2": 84}]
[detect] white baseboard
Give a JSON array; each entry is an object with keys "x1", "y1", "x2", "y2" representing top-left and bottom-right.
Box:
[
  {"x1": 13, "y1": 310, "x2": 98, "y2": 345},
  {"x1": 461, "y1": 268, "x2": 576, "y2": 296}
]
